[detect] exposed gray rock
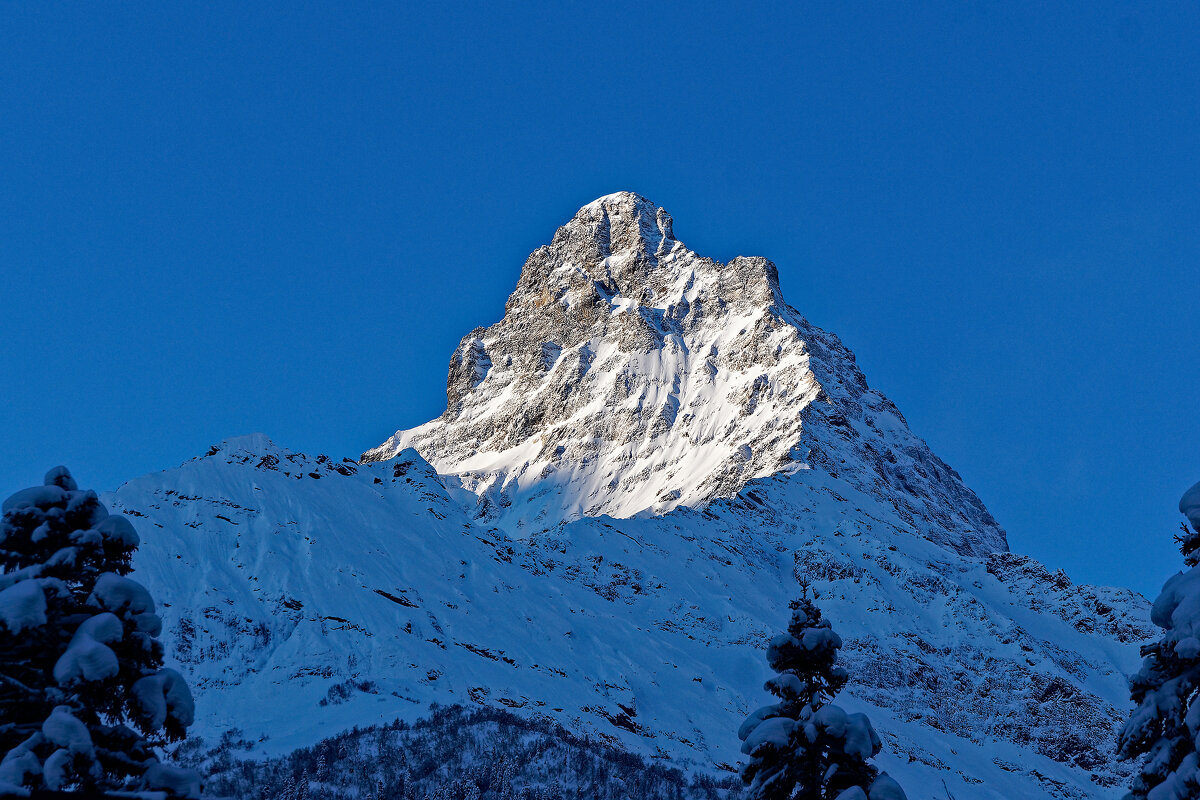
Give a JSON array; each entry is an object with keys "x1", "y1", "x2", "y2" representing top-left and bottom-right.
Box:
[{"x1": 364, "y1": 192, "x2": 1006, "y2": 557}]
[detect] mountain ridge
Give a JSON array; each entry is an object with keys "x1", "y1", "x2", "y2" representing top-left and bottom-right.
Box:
[
  {"x1": 104, "y1": 432, "x2": 1148, "y2": 798},
  {"x1": 94, "y1": 194, "x2": 1150, "y2": 798}
]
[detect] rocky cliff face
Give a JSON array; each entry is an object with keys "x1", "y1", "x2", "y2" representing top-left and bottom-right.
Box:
[{"x1": 363, "y1": 192, "x2": 1006, "y2": 558}]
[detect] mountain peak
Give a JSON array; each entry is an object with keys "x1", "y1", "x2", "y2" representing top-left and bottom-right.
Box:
[
  {"x1": 568, "y1": 191, "x2": 674, "y2": 253},
  {"x1": 578, "y1": 189, "x2": 662, "y2": 215},
  {"x1": 363, "y1": 195, "x2": 1006, "y2": 557},
  {"x1": 511, "y1": 192, "x2": 780, "y2": 318}
]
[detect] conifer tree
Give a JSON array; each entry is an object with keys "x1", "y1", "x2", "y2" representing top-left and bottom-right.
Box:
[
  {"x1": 739, "y1": 582, "x2": 907, "y2": 800},
  {"x1": 0, "y1": 467, "x2": 200, "y2": 796},
  {"x1": 1117, "y1": 480, "x2": 1200, "y2": 797}
]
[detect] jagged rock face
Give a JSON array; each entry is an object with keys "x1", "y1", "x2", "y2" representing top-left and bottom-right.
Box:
[{"x1": 364, "y1": 192, "x2": 1006, "y2": 557}]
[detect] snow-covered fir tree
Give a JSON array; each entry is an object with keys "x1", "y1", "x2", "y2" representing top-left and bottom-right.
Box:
[
  {"x1": 1117, "y1": 480, "x2": 1200, "y2": 798},
  {"x1": 0, "y1": 467, "x2": 200, "y2": 797},
  {"x1": 738, "y1": 583, "x2": 907, "y2": 800}
]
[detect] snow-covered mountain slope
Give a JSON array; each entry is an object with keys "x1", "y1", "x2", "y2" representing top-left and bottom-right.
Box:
[
  {"x1": 99, "y1": 194, "x2": 1154, "y2": 799},
  {"x1": 107, "y1": 436, "x2": 1147, "y2": 800},
  {"x1": 363, "y1": 192, "x2": 1005, "y2": 558}
]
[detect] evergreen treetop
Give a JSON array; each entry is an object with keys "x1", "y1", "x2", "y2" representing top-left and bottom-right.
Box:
[
  {"x1": 739, "y1": 582, "x2": 907, "y2": 800},
  {"x1": 1117, "y1": 480, "x2": 1200, "y2": 798},
  {"x1": 0, "y1": 467, "x2": 200, "y2": 797}
]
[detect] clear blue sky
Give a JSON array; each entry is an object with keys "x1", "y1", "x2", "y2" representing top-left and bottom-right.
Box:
[{"x1": 0, "y1": 3, "x2": 1196, "y2": 597}]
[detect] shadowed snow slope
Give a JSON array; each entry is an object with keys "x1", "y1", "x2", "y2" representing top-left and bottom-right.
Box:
[{"x1": 103, "y1": 195, "x2": 1150, "y2": 799}]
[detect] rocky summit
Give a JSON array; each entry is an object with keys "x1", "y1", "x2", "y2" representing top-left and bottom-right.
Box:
[
  {"x1": 103, "y1": 194, "x2": 1151, "y2": 799},
  {"x1": 363, "y1": 192, "x2": 1006, "y2": 558}
]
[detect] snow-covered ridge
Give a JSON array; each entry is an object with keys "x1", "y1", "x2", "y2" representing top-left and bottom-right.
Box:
[
  {"x1": 90, "y1": 194, "x2": 1156, "y2": 798},
  {"x1": 105, "y1": 434, "x2": 1150, "y2": 798},
  {"x1": 363, "y1": 192, "x2": 1006, "y2": 557}
]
